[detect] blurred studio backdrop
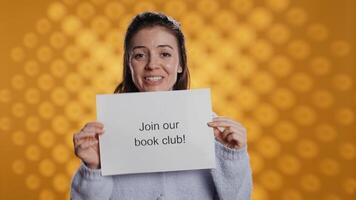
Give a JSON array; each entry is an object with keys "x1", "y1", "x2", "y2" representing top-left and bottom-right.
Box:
[{"x1": 0, "y1": 0, "x2": 355, "y2": 199}]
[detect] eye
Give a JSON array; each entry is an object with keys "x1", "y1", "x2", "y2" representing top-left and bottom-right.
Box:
[
  {"x1": 133, "y1": 53, "x2": 145, "y2": 60},
  {"x1": 161, "y1": 52, "x2": 171, "y2": 58}
]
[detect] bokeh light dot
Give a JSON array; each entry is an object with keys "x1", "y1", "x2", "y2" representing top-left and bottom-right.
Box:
[
  {"x1": 343, "y1": 178, "x2": 356, "y2": 194},
  {"x1": 249, "y1": 151, "x2": 264, "y2": 174},
  {"x1": 267, "y1": 23, "x2": 290, "y2": 45},
  {"x1": 289, "y1": 72, "x2": 313, "y2": 92},
  {"x1": 292, "y1": 106, "x2": 316, "y2": 126},
  {"x1": 260, "y1": 169, "x2": 283, "y2": 191},
  {"x1": 25, "y1": 88, "x2": 41, "y2": 104},
  {"x1": 281, "y1": 189, "x2": 302, "y2": 200},
  {"x1": 297, "y1": 139, "x2": 319, "y2": 159},
  {"x1": 248, "y1": 7, "x2": 273, "y2": 30},
  {"x1": 23, "y1": 32, "x2": 39, "y2": 48},
  {"x1": 270, "y1": 87, "x2": 296, "y2": 110},
  {"x1": 52, "y1": 144, "x2": 71, "y2": 164},
  {"x1": 11, "y1": 102, "x2": 26, "y2": 118},
  {"x1": 62, "y1": 15, "x2": 82, "y2": 36},
  {"x1": 38, "y1": 130, "x2": 56, "y2": 148},
  {"x1": 64, "y1": 45, "x2": 83, "y2": 64},
  {"x1": 309, "y1": 56, "x2": 331, "y2": 76},
  {"x1": 253, "y1": 103, "x2": 279, "y2": 126},
  {"x1": 38, "y1": 101, "x2": 55, "y2": 119},
  {"x1": 37, "y1": 45, "x2": 53, "y2": 63},
  {"x1": 65, "y1": 101, "x2": 84, "y2": 121},
  {"x1": 39, "y1": 159, "x2": 56, "y2": 177},
  {"x1": 51, "y1": 87, "x2": 69, "y2": 106},
  {"x1": 335, "y1": 108, "x2": 354, "y2": 125},
  {"x1": 268, "y1": 55, "x2": 293, "y2": 77},
  {"x1": 300, "y1": 174, "x2": 321, "y2": 192},
  {"x1": 232, "y1": 24, "x2": 257, "y2": 48},
  {"x1": 50, "y1": 32, "x2": 67, "y2": 49},
  {"x1": 332, "y1": 74, "x2": 353, "y2": 91},
  {"x1": 104, "y1": 1, "x2": 124, "y2": 20},
  {"x1": 37, "y1": 73, "x2": 55, "y2": 91},
  {"x1": 24, "y1": 60, "x2": 40, "y2": 77},
  {"x1": 286, "y1": 7, "x2": 307, "y2": 26},
  {"x1": 0, "y1": 89, "x2": 12, "y2": 103},
  {"x1": 53, "y1": 173, "x2": 70, "y2": 192},
  {"x1": 277, "y1": 154, "x2": 301, "y2": 175},
  {"x1": 257, "y1": 136, "x2": 281, "y2": 158},
  {"x1": 265, "y1": 0, "x2": 290, "y2": 12},
  {"x1": 315, "y1": 124, "x2": 337, "y2": 142},
  {"x1": 12, "y1": 130, "x2": 26, "y2": 146},
  {"x1": 65, "y1": 73, "x2": 84, "y2": 92},
  {"x1": 196, "y1": 0, "x2": 219, "y2": 16},
  {"x1": 36, "y1": 18, "x2": 52, "y2": 34},
  {"x1": 10, "y1": 47, "x2": 26, "y2": 62},
  {"x1": 339, "y1": 142, "x2": 355, "y2": 160},
  {"x1": 0, "y1": 117, "x2": 11, "y2": 131},
  {"x1": 12, "y1": 159, "x2": 26, "y2": 175},
  {"x1": 330, "y1": 40, "x2": 351, "y2": 57},
  {"x1": 48, "y1": 2, "x2": 67, "y2": 21},
  {"x1": 50, "y1": 59, "x2": 68, "y2": 77},
  {"x1": 25, "y1": 116, "x2": 41, "y2": 133},
  {"x1": 52, "y1": 115, "x2": 70, "y2": 135},
  {"x1": 235, "y1": 87, "x2": 259, "y2": 111},
  {"x1": 312, "y1": 90, "x2": 334, "y2": 108},
  {"x1": 39, "y1": 189, "x2": 55, "y2": 200},
  {"x1": 273, "y1": 120, "x2": 298, "y2": 142},
  {"x1": 76, "y1": 2, "x2": 95, "y2": 20},
  {"x1": 319, "y1": 158, "x2": 340, "y2": 176},
  {"x1": 66, "y1": 159, "x2": 80, "y2": 176},
  {"x1": 307, "y1": 23, "x2": 328, "y2": 42},
  {"x1": 25, "y1": 174, "x2": 41, "y2": 190},
  {"x1": 252, "y1": 184, "x2": 269, "y2": 200},
  {"x1": 91, "y1": 16, "x2": 111, "y2": 35},
  {"x1": 287, "y1": 39, "x2": 311, "y2": 60},
  {"x1": 11, "y1": 74, "x2": 26, "y2": 90},
  {"x1": 249, "y1": 39, "x2": 273, "y2": 62},
  {"x1": 25, "y1": 144, "x2": 41, "y2": 161},
  {"x1": 230, "y1": 0, "x2": 254, "y2": 15},
  {"x1": 250, "y1": 71, "x2": 275, "y2": 94}
]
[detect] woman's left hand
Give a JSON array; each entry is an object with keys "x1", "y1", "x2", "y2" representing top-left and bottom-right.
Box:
[{"x1": 208, "y1": 117, "x2": 247, "y2": 150}]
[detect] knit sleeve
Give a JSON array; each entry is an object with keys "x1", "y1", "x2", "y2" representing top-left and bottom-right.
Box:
[
  {"x1": 70, "y1": 163, "x2": 114, "y2": 200},
  {"x1": 211, "y1": 141, "x2": 253, "y2": 200}
]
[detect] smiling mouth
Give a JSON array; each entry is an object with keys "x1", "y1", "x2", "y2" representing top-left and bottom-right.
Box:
[{"x1": 144, "y1": 76, "x2": 163, "y2": 82}]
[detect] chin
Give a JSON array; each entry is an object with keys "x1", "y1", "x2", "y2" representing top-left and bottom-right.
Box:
[{"x1": 141, "y1": 86, "x2": 171, "y2": 92}]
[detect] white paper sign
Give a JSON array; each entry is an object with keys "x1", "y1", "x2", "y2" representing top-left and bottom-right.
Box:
[{"x1": 97, "y1": 88, "x2": 216, "y2": 176}]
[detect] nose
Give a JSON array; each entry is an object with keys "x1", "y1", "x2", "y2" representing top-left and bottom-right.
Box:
[{"x1": 145, "y1": 54, "x2": 160, "y2": 70}]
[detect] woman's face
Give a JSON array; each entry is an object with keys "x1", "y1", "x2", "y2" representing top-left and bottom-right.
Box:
[{"x1": 129, "y1": 26, "x2": 182, "y2": 92}]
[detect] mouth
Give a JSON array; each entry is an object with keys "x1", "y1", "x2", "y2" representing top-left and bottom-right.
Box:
[
  {"x1": 144, "y1": 76, "x2": 163, "y2": 81},
  {"x1": 143, "y1": 76, "x2": 164, "y2": 85}
]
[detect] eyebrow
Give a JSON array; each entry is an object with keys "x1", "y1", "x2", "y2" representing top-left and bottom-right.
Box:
[{"x1": 132, "y1": 45, "x2": 174, "y2": 50}]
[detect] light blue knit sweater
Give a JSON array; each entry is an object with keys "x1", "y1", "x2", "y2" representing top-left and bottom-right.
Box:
[{"x1": 70, "y1": 141, "x2": 252, "y2": 200}]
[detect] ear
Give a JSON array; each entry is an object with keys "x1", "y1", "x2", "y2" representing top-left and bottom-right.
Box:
[{"x1": 177, "y1": 66, "x2": 183, "y2": 73}]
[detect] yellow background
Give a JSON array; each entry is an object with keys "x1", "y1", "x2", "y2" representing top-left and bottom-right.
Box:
[{"x1": 0, "y1": 0, "x2": 355, "y2": 199}]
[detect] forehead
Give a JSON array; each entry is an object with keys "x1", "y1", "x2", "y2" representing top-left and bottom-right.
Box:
[{"x1": 130, "y1": 26, "x2": 178, "y2": 48}]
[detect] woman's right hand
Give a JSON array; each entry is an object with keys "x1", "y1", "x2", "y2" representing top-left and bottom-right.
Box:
[{"x1": 73, "y1": 122, "x2": 104, "y2": 169}]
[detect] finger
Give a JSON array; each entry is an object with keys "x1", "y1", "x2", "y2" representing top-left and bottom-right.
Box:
[
  {"x1": 75, "y1": 129, "x2": 103, "y2": 141},
  {"x1": 82, "y1": 125, "x2": 104, "y2": 133},
  {"x1": 208, "y1": 120, "x2": 235, "y2": 128},
  {"x1": 78, "y1": 139, "x2": 99, "y2": 150},
  {"x1": 84, "y1": 122, "x2": 104, "y2": 129},
  {"x1": 75, "y1": 136, "x2": 98, "y2": 147},
  {"x1": 220, "y1": 127, "x2": 233, "y2": 139},
  {"x1": 212, "y1": 117, "x2": 244, "y2": 127}
]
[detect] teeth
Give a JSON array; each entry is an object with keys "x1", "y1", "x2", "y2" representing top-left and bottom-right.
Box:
[{"x1": 145, "y1": 76, "x2": 162, "y2": 81}]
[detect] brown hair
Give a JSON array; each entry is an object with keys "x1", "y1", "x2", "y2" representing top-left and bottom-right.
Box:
[{"x1": 114, "y1": 11, "x2": 190, "y2": 93}]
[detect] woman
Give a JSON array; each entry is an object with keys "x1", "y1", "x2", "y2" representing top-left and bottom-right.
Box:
[{"x1": 71, "y1": 12, "x2": 252, "y2": 200}]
